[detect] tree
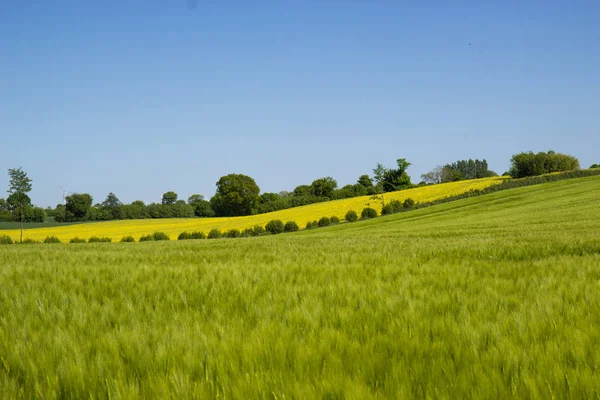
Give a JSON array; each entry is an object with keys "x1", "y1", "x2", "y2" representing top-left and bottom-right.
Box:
[
  {"x1": 7, "y1": 167, "x2": 32, "y2": 242},
  {"x1": 101, "y1": 192, "x2": 122, "y2": 219},
  {"x1": 310, "y1": 177, "x2": 337, "y2": 198},
  {"x1": 441, "y1": 159, "x2": 496, "y2": 182},
  {"x1": 162, "y1": 191, "x2": 178, "y2": 205},
  {"x1": 372, "y1": 163, "x2": 388, "y2": 205},
  {"x1": 65, "y1": 193, "x2": 93, "y2": 221},
  {"x1": 421, "y1": 166, "x2": 443, "y2": 184},
  {"x1": 382, "y1": 158, "x2": 412, "y2": 192},
  {"x1": 187, "y1": 194, "x2": 204, "y2": 204},
  {"x1": 357, "y1": 174, "x2": 374, "y2": 188},
  {"x1": 210, "y1": 174, "x2": 260, "y2": 216},
  {"x1": 191, "y1": 199, "x2": 215, "y2": 217},
  {"x1": 590, "y1": 164, "x2": 599, "y2": 169},
  {"x1": 508, "y1": 151, "x2": 580, "y2": 178},
  {"x1": 293, "y1": 185, "x2": 313, "y2": 197}
]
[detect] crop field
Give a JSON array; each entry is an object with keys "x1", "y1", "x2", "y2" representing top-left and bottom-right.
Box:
[
  {"x1": 1, "y1": 177, "x2": 505, "y2": 242},
  {"x1": 1, "y1": 175, "x2": 599, "y2": 398}
]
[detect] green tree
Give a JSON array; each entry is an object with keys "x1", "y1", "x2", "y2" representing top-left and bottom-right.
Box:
[
  {"x1": 187, "y1": 194, "x2": 204, "y2": 204},
  {"x1": 382, "y1": 158, "x2": 412, "y2": 192},
  {"x1": 162, "y1": 191, "x2": 178, "y2": 205},
  {"x1": 101, "y1": 192, "x2": 122, "y2": 219},
  {"x1": 357, "y1": 174, "x2": 374, "y2": 188},
  {"x1": 310, "y1": 177, "x2": 337, "y2": 198},
  {"x1": 293, "y1": 185, "x2": 313, "y2": 197},
  {"x1": 7, "y1": 167, "x2": 32, "y2": 242},
  {"x1": 590, "y1": 164, "x2": 599, "y2": 169},
  {"x1": 210, "y1": 174, "x2": 261, "y2": 217},
  {"x1": 372, "y1": 163, "x2": 388, "y2": 206},
  {"x1": 509, "y1": 151, "x2": 579, "y2": 178},
  {"x1": 65, "y1": 193, "x2": 93, "y2": 221},
  {"x1": 421, "y1": 166, "x2": 443, "y2": 184}
]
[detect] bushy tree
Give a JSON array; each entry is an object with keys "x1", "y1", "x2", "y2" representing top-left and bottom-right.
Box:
[
  {"x1": 318, "y1": 216, "x2": 331, "y2": 227},
  {"x1": 345, "y1": 210, "x2": 358, "y2": 222},
  {"x1": 101, "y1": 192, "x2": 122, "y2": 219},
  {"x1": 65, "y1": 193, "x2": 93, "y2": 221},
  {"x1": 225, "y1": 229, "x2": 242, "y2": 238},
  {"x1": 421, "y1": 166, "x2": 443, "y2": 184},
  {"x1": 178, "y1": 231, "x2": 193, "y2": 240},
  {"x1": 293, "y1": 185, "x2": 313, "y2": 197},
  {"x1": 284, "y1": 221, "x2": 299, "y2": 232},
  {"x1": 357, "y1": 174, "x2": 374, "y2": 188},
  {"x1": 382, "y1": 159, "x2": 412, "y2": 192},
  {"x1": 590, "y1": 164, "x2": 599, "y2": 169},
  {"x1": 508, "y1": 151, "x2": 580, "y2": 178},
  {"x1": 211, "y1": 174, "x2": 260, "y2": 217},
  {"x1": 310, "y1": 177, "x2": 337, "y2": 198},
  {"x1": 208, "y1": 229, "x2": 222, "y2": 239},
  {"x1": 441, "y1": 159, "x2": 497, "y2": 182},
  {"x1": 361, "y1": 207, "x2": 378, "y2": 219},
  {"x1": 187, "y1": 194, "x2": 204, "y2": 204},
  {"x1": 152, "y1": 232, "x2": 170, "y2": 241},
  {"x1": 162, "y1": 191, "x2": 178, "y2": 205},
  {"x1": 265, "y1": 220, "x2": 284, "y2": 235}
]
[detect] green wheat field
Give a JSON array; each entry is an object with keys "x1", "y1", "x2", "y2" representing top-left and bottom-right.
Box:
[{"x1": 1, "y1": 175, "x2": 599, "y2": 399}]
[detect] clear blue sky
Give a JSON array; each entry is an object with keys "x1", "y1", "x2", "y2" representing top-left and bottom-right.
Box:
[{"x1": 1, "y1": 0, "x2": 598, "y2": 207}]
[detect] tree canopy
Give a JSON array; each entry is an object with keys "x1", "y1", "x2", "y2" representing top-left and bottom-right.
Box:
[{"x1": 210, "y1": 174, "x2": 261, "y2": 217}]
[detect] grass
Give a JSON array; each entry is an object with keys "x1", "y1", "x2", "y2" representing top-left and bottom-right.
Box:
[
  {"x1": 1, "y1": 175, "x2": 599, "y2": 398},
  {"x1": 0, "y1": 177, "x2": 505, "y2": 242},
  {"x1": 0, "y1": 218, "x2": 82, "y2": 231}
]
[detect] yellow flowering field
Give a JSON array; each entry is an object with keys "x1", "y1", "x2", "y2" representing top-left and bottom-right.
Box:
[{"x1": 5, "y1": 177, "x2": 506, "y2": 242}]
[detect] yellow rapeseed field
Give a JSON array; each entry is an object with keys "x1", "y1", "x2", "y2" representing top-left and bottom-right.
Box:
[{"x1": 5, "y1": 177, "x2": 506, "y2": 242}]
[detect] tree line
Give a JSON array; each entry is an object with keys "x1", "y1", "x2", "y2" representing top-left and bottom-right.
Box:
[{"x1": 2, "y1": 151, "x2": 590, "y2": 229}]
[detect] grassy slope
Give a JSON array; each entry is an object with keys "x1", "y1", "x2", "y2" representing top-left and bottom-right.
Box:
[
  {"x1": 1, "y1": 175, "x2": 599, "y2": 398},
  {"x1": 0, "y1": 177, "x2": 505, "y2": 242}
]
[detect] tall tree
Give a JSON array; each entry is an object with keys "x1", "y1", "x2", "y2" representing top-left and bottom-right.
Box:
[
  {"x1": 7, "y1": 167, "x2": 32, "y2": 242},
  {"x1": 162, "y1": 191, "x2": 178, "y2": 205},
  {"x1": 210, "y1": 174, "x2": 260, "y2": 216},
  {"x1": 372, "y1": 163, "x2": 388, "y2": 206},
  {"x1": 101, "y1": 192, "x2": 122, "y2": 219},
  {"x1": 310, "y1": 177, "x2": 338, "y2": 198}
]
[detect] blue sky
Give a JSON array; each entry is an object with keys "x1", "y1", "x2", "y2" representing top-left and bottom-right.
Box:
[{"x1": 1, "y1": 0, "x2": 598, "y2": 207}]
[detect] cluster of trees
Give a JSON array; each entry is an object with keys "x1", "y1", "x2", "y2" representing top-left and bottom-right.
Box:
[
  {"x1": 0, "y1": 169, "x2": 46, "y2": 226},
  {"x1": 420, "y1": 159, "x2": 497, "y2": 184},
  {"x1": 508, "y1": 151, "x2": 580, "y2": 179}
]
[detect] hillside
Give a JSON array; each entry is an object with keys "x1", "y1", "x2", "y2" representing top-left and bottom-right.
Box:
[
  {"x1": 2, "y1": 176, "x2": 505, "y2": 242},
  {"x1": 1, "y1": 175, "x2": 599, "y2": 398}
]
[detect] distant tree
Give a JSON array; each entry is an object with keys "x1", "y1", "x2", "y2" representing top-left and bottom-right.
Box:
[
  {"x1": 293, "y1": 185, "x2": 313, "y2": 197},
  {"x1": 372, "y1": 163, "x2": 388, "y2": 205},
  {"x1": 278, "y1": 190, "x2": 291, "y2": 198},
  {"x1": 421, "y1": 166, "x2": 443, "y2": 184},
  {"x1": 441, "y1": 159, "x2": 497, "y2": 182},
  {"x1": 590, "y1": 164, "x2": 599, "y2": 169},
  {"x1": 7, "y1": 167, "x2": 33, "y2": 242},
  {"x1": 187, "y1": 194, "x2": 205, "y2": 204},
  {"x1": 310, "y1": 177, "x2": 338, "y2": 198},
  {"x1": 357, "y1": 174, "x2": 374, "y2": 188},
  {"x1": 101, "y1": 192, "x2": 122, "y2": 219},
  {"x1": 191, "y1": 200, "x2": 215, "y2": 217},
  {"x1": 210, "y1": 174, "x2": 260, "y2": 217},
  {"x1": 65, "y1": 193, "x2": 93, "y2": 221},
  {"x1": 162, "y1": 191, "x2": 178, "y2": 205},
  {"x1": 508, "y1": 151, "x2": 580, "y2": 178},
  {"x1": 382, "y1": 158, "x2": 412, "y2": 192}
]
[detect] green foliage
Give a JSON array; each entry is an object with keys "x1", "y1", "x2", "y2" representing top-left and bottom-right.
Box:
[
  {"x1": 191, "y1": 199, "x2": 215, "y2": 217},
  {"x1": 382, "y1": 159, "x2": 412, "y2": 192},
  {"x1": 509, "y1": 151, "x2": 580, "y2": 178},
  {"x1": 381, "y1": 199, "x2": 403, "y2": 215},
  {"x1": 345, "y1": 210, "x2": 358, "y2": 222},
  {"x1": 43, "y1": 236, "x2": 61, "y2": 244},
  {"x1": 208, "y1": 229, "x2": 222, "y2": 239},
  {"x1": 178, "y1": 231, "x2": 193, "y2": 240},
  {"x1": 152, "y1": 232, "x2": 169, "y2": 241},
  {"x1": 20, "y1": 238, "x2": 39, "y2": 244},
  {"x1": 0, "y1": 234, "x2": 13, "y2": 245},
  {"x1": 225, "y1": 229, "x2": 242, "y2": 238},
  {"x1": 252, "y1": 225, "x2": 266, "y2": 236},
  {"x1": 441, "y1": 159, "x2": 496, "y2": 182},
  {"x1": 361, "y1": 207, "x2": 378, "y2": 219},
  {"x1": 101, "y1": 193, "x2": 122, "y2": 219},
  {"x1": 88, "y1": 236, "x2": 112, "y2": 243},
  {"x1": 69, "y1": 237, "x2": 87, "y2": 244},
  {"x1": 210, "y1": 174, "x2": 261, "y2": 217},
  {"x1": 310, "y1": 177, "x2": 337, "y2": 198},
  {"x1": 265, "y1": 220, "x2": 284, "y2": 235},
  {"x1": 318, "y1": 216, "x2": 331, "y2": 227},
  {"x1": 138, "y1": 234, "x2": 154, "y2": 242},
  {"x1": 65, "y1": 193, "x2": 93, "y2": 221},
  {"x1": 120, "y1": 236, "x2": 136, "y2": 243},
  {"x1": 590, "y1": 164, "x2": 599, "y2": 169},
  {"x1": 191, "y1": 231, "x2": 207, "y2": 240},
  {"x1": 161, "y1": 191, "x2": 178, "y2": 205},
  {"x1": 284, "y1": 221, "x2": 299, "y2": 232},
  {"x1": 305, "y1": 220, "x2": 318, "y2": 230},
  {"x1": 403, "y1": 198, "x2": 415, "y2": 208},
  {"x1": 330, "y1": 216, "x2": 340, "y2": 224},
  {"x1": 357, "y1": 174, "x2": 374, "y2": 188}
]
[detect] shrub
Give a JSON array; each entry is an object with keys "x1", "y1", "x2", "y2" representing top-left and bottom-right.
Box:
[
  {"x1": 265, "y1": 219, "x2": 285, "y2": 235},
  {"x1": 345, "y1": 210, "x2": 358, "y2": 222},
  {"x1": 0, "y1": 235, "x2": 13, "y2": 245},
  {"x1": 21, "y1": 238, "x2": 39, "y2": 244},
  {"x1": 361, "y1": 207, "x2": 378, "y2": 219},
  {"x1": 330, "y1": 216, "x2": 340, "y2": 224},
  {"x1": 69, "y1": 237, "x2": 87, "y2": 244},
  {"x1": 252, "y1": 225, "x2": 266, "y2": 236},
  {"x1": 318, "y1": 216, "x2": 331, "y2": 227},
  {"x1": 88, "y1": 236, "x2": 112, "y2": 243},
  {"x1": 208, "y1": 229, "x2": 222, "y2": 239},
  {"x1": 242, "y1": 227, "x2": 255, "y2": 237},
  {"x1": 305, "y1": 220, "x2": 318, "y2": 230},
  {"x1": 284, "y1": 221, "x2": 299, "y2": 232},
  {"x1": 591, "y1": 164, "x2": 599, "y2": 169},
  {"x1": 120, "y1": 236, "x2": 136, "y2": 242},
  {"x1": 403, "y1": 197, "x2": 415, "y2": 209},
  {"x1": 152, "y1": 232, "x2": 170, "y2": 241},
  {"x1": 44, "y1": 236, "x2": 61, "y2": 244},
  {"x1": 225, "y1": 229, "x2": 242, "y2": 238},
  {"x1": 139, "y1": 234, "x2": 154, "y2": 242},
  {"x1": 178, "y1": 231, "x2": 193, "y2": 240},
  {"x1": 381, "y1": 199, "x2": 403, "y2": 215},
  {"x1": 191, "y1": 231, "x2": 206, "y2": 240}
]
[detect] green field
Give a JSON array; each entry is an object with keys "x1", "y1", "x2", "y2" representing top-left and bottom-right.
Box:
[
  {"x1": 1, "y1": 176, "x2": 599, "y2": 398},
  {"x1": 0, "y1": 219, "x2": 81, "y2": 231}
]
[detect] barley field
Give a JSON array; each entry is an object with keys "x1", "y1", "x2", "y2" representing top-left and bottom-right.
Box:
[
  {"x1": 1, "y1": 177, "x2": 505, "y2": 242},
  {"x1": 1, "y1": 175, "x2": 599, "y2": 398}
]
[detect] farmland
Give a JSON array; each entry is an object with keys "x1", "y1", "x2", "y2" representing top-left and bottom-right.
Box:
[
  {"x1": 1, "y1": 176, "x2": 505, "y2": 242},
  {"x1": 1, "y1": 175, "x2": 599, "y2": 398}
]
